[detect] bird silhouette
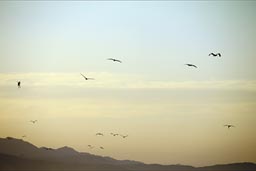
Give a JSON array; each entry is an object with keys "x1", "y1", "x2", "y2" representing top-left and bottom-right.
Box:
[
  {"x1": 22, "y1": 135, "x2": 26, "y2": 138},
  {"x1": 209, "y1": 53, "x2": 221, "y2": 57},
  {"x1": 17, "y1": 81, "x2": 21, "y2": 88},
  {"x1": 88, "y1": 145, "x2": 94, "y2": 149},
  {"x1": 107, "y1": 58, "x2": 122, "y2": 63},
  {"x1": 120, "y1": 135, "x2": 128, "y2": 138},
  {"x1": 100, "y1": 146, "x2": 104, "y2": 150},
  {"x1": 80, "y1": 73, "x2": 94, "y2": 80},
  {"x1": 30, "y1": 120, "x2": 37, "y2": 124},
  {"x1": 96, "y1": 133, "x2": 104, "y2": 136},
  {"x1": 224, "y1": 124, "x2": 235, "y2": 129},
  {"x1": 110, "y1": 133, "x2": 119, "y2": 136},
  {"x1": 185, "y1": 64, "x2": 197, "y2": 68}
]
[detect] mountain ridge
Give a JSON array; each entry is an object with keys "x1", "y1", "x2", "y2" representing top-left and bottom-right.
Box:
[{"x1": 0, "y1": 137, "x2": 255, "y2": 171}]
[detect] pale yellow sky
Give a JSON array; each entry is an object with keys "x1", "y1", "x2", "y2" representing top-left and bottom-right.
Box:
[
  {"x1": 0, "y1": 73, "x2": 256, "y2": 166},
  {"x1": 1, "y1": 1, "x2": 256, "y2": 167}
]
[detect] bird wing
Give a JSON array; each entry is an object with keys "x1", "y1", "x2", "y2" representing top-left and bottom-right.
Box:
[
  {"x1": 210, "y1": 53, "x2": 218, "y2": 56},
  {"x1": 108, "y1": 58, "x2": 121, "y2": 62},
  {"x1": 187, "y1": 64, "x2": 197, "y2": 68},
  {"x1": 80, "y1": 73, "x2": 87, "y2": 79}
]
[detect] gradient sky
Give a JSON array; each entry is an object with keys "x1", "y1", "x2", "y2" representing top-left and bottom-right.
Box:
[{"x1": 0, "y1": 1, "x2": 256, "y2": 166}]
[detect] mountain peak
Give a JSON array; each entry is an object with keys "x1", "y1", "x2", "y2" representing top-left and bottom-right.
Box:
[
  {"x1": 56, "y1": 146, "x2": 78, "y2": 155},
  {"x1": 5, "y1": 137, "x2": 25, "y2": 142},
  {"x1": 0, "y1": 137, "x2": 38, "y2": 149}
]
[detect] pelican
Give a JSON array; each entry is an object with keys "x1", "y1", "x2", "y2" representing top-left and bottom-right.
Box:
[
  {"x1": 88, "y1": 145, "x2": 94, "y2": 149},
  {"x1": 80, "y1": 73, "x2": 94, "y2": 80},
  {"x1": 17, "y1": 81, "x2": 21, "y2": 88},
  {"x1": 107, "y1": 58, "x2": 122, "y2": 63},
  {"x1": 185, "y1": 64, "x2": 197, "y2": 68},
  {"x1": 209, "y1": 53, "x2": 221, "y2": 57},
  {"x1": 110, "y1": 133, "x2": 119, "y2": 136},
  {"x1": 30, "y1": 120, "x2": 37, "y2": 124},
  {"x1": 100, "y1": 146, "x2": 104, "y2": 150},
  {"x1": 96, "y1": 133, "x2": 104, "y2": 136},
  {"x1": 120, "y1": 135, "x2": 128, "y2": 138},
  {"x1": 224, "y1": 124, "x2": 235, "y2": 129}
]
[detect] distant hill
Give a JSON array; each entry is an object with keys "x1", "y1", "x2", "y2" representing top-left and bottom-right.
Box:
[
  {"x1": 0, "y1": 137, "x2": 141, "y2": 166},
  {"x1": 197, "y1": 162, "x2": 256, "y2": 171},
  {"x1": 0, "y1": 137, "x2": 255, "y2": 171}
]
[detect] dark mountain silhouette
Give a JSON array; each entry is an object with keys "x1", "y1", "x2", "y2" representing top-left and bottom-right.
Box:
[
  {"x1": 0, "y1": 137, "x2": 255, "y2": 171},
  {"x1": 0, "y1": 137, "x2": 141, "y2": 165},
  {"x1": 197, "y1": 162, "x2": 256, "y2": 171},
  {"x1": 0, "y1": 153, "x2": 128, "y2": 171}
]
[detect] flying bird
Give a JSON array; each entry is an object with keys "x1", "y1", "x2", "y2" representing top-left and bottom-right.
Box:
[
  {"x1": 224, "y1": 124, "x2": 235, "y2": 129},
  {"x1": 185, "y1": 64, "x2": 197, "y2": 68},
  {"x1": 96, "y1": 133, "x2": 104, "y2": 136},
  {"x1": 80, "y1": 73, "x2": 94, "y2": 80},
  {"x1": 30, "y1": 120, "x2": 37, "y2": 124},
  {"x1": 100, "y1": 146, "x2": 104, "y2": 150},
  {"x1": 209, "y1": 53, "x2": 221, "y2": 57},
  {"x1": 88, "y1": 145, "x2": 94, "y2": 149},
  {"x1": 120, "y1": 135, "x2": 128, "y2": 138},
  {"x1": 17, "y1": 81, "x2": 21, "y2": 88},
  {"x1": 110, "y1": 133, "x2": 119, "y2": 136},
  {"x1": 107, "y1": 58, "x2": 122, "y2": 63}
]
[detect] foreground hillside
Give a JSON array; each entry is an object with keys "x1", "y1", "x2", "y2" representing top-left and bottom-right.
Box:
[{"x1": 0, "y1": 137, "x2": 255, "y2": 171}]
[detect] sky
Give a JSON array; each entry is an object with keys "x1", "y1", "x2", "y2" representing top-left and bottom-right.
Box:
[{"x1": 0, "y1": 1, "x2": 256, "y2": 166}]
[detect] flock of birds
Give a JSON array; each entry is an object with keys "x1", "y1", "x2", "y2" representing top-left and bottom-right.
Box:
[
  {"x1": 87, "y1": 132, "x2": 128, "y2": 150},
  {"x1": 87, "y1": 145, "x2": 104, "y2": 150},
  {"x1": 17, "y1": 53, "x2": 235, "y2": 151},
  {"x1": 16, "y1": 53, "x2": 223, "y2": 85},
  {"x1": 96, "y1": 132, "x2": 128, "y2": 138},
  {"x1": 23, "y1": 120, "x2": 129, "y2": 150}
]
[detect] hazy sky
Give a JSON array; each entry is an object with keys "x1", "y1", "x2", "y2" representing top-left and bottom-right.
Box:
[{"x1": 0, "y1": 1, "x2": 256, "y2": 166}]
